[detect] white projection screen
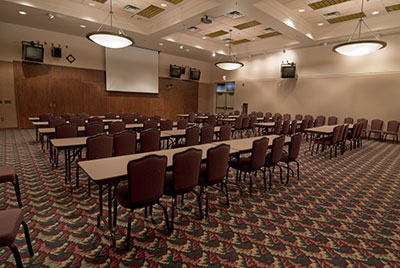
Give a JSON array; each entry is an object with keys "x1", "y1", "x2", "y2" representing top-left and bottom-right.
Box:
[{"x1": 105, "y1": 46, "x2": 159, "y2": 94}]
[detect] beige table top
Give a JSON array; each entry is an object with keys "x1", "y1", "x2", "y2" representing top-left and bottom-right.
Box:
[
  {"x1": 228, "y1": 115, "x2": 240, "y2": 118},
  {"x1": 78, "y1": 143, "x2": 233, "y2": 182},
  {"x1": 176, "y1": 114, "x2": 189, "y2": 118},
  {"x1": 164, "y1": 127, "x2": 222, "y2": 137},
  {"x1": 196, "y1": 116, "x2": 208, "y2": 120},
  {"x1": 212, "y1": 135, "x2": 289, "y2": 152},
  {"x1": 32, "y1": 122, "x2": 49, "y2": 126},
  {"x1": 255, "y1": 121, "x2": 302, "y2": 128},
  {"x1": 221, "y1": 118, "x2": 236, "y2": 122},
  {"x1": 305, "y1": 124, "x2": 353, "y2": 134},
  {"x1": 29, "y1": 117, "x2": 40, "y2": 121}
]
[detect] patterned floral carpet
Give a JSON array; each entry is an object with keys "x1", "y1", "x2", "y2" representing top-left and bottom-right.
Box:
[{"x1": 0, "y1": 129, "x2": 399, "y2": 267}]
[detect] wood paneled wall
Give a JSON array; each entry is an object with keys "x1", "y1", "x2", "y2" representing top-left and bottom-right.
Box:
[{"x1": 14, "y1": 61, "x2": 200, "y2": 128}]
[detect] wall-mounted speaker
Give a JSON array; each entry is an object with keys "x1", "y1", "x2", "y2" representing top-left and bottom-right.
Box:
[{"x1": 52, "y1": 47, "x2": 62, "y2": 58}]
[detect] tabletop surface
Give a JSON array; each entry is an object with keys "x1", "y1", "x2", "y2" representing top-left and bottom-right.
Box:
[{"x1": 305, "y1": 124, "x2": 353, "y2": 134}]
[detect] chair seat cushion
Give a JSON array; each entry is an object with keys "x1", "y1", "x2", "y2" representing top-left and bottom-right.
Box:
[
  {"x1": 0, "y1": 208, "x2": 23, "y2": 247},
  {"x1": 0, "y1": 166, "x2": 16, "y2": 183},
  {"x1": 228, "y1": 157, "x2": 251, "y2": 171}
]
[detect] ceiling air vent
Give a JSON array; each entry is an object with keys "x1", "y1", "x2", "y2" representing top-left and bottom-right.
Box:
[
  {"x1": 187, "y1": 26, "x2": 199, "y2": 32},
  {"x1": 222, "y1": 38, "x2": 232, "y2": 42},
  {"x1": 309, "y1": 0, "x2": 350, "y2": 10},
  {"x1": 386, "y1": 4, "x2": 400, "y2": 12},
  {"x1": 322, "y1": 11, "x2": 341, "y2": 19},
  {"x1": 123, "y1": 5, "x2": 141, "y2": 14},
  {"x1": 234, "y1": 20, "x2": 261, "y2": 30},
  {"x1": 262, "y1": 27, "x2": 275, "y2": 33},
  {"x1": 226, "y1": 11, "x2": 244, "y2": 19}
]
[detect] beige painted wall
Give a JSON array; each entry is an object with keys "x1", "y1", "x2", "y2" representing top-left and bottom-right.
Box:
[
  {"x1": 198, "y1": 82, "x2": 214, "y2": 113},
  {"x1": 211, "y1": 33, "x2": 400, "y2": 123},
  {"x1": 0, "y1": 61, "x2": 17, "y2": 128}
]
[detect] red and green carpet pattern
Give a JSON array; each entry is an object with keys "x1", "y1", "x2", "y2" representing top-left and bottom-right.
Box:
[{"x1": 0, "y1": 129, "x2": 399, "y2": 267}]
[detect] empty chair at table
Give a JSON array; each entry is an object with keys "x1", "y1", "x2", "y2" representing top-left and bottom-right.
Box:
[
  {"x1": 228, "y1": 138, "x2": 268, "y2": 197},
  {"x1": 368, "y1": 119, "x2": 384, "y2": 140},
  {"x1": 177, "y1": 119, "x2": 188, "y2": 129},
  {"x1": 61, "y1": 113, "x2": 74, "y2": 121},
  {"x1": 137, "y1": 115, "x2": 148, "y2": 123},
  {"x1": 206, "y1": 114, "x2": 216, "y2": 126},
  {"x1": 49, "y1": 118, "x2": 66, "y2": 128},
  {"x1": 150, "y1": 115, "x2": 161, "y2": 123},
  {"x1": 188, "y1": 112, "x2": 196, "y2": 123},
  {"x1": 198, "y1": 144, "x2": 230, "y2": 218},
  {"x1": 164, "y1": 148, "x2": 202, "y2": 233},
  {"x1": 289, "y1": 119, "x2": 297, "y2": 136},
  {"x1": 264, "y1": 112, "x2": 272, "y2": 120},
  {"x1": 234, "y1": 110, "x2": 240, "y2": 115},
  {"x1": 114, "y1": 155, "x2": 169, "y2": 249},
  {"x1": 344, "y1": 117, "x2": 354, "y2": 124},
  {"x1": 88, "y1": 116, "x2": 103, "y2": 123},
  {"x1": 382, "y1": 120, "x2": 399, "y2": 143},
  {"x1": 264, "y1": 136, "x2": 285, "y2": 190},
  {"x1": 78, "y1": 113, "x2": 90, "y2": 120},
  {"x1": 122, "y1": 115, "x2": 135, "y2": 124},
  {"x1": 247, "y1": 116, "x2": 257, "y2": 137},
  {"x1": 76, "y1": 133, "x2": 114, "y2": 194},
  {"x1": 143, "y1": 120, "x2": 158, "y2": 130},
  {"x1": 295, "y1": 114, "x2": 303, "y2": 121},
  {"x1": 219, "y1": 124, "x2": 231, "y2": 141},
  {"x1": 357, "y1": 118, "x2": 368, "y2": 138},
  {"x1": 200, "y1": 125, "x2": 214, "y2": 144},
  {"x1": 113, "y1": 130, "x2": 136, "y2": 156},
  {"x1": 279, "y1": 133, "x2": 302, "y2": 184},
  {"x1": 283, "y1": 113, "x2": 291, "y2": 121},
  {"x1": 85, "y1": 122, "x2": 104, "y2": 136},
  {"x1": 327, "y1": 116, "x2": 338, "y2": 125},
  {"x1": 311, "y1": 125, "x2": 341, "y2": 159},
  {"x1": 232, "y1": 116, "x2": 243, "y2": 139},
  {"x1": 140, "y1": 129, "x2": 160, "y2": 152},
  {"x1": 39, "y1": 113, "x2": 53, "y2": 122},
  {"x1": 0, "y1": 166, "x2": 22, "y2": 207},
  {"x1": 314, "y1": 115, "x2": 325, "y2": 127},
  {"x1": 69, "y1": 117, "x2": 85, "y2": 127},
  {"x1": 298, "y1": 118, "x2": 309, "y2": 136},
  {"x1": 177, "y1": 126, "x2": 200, "y2": 147},
  {"x1": 54, "y1": 124, "x2": 78, "y2": 168},
  {"x1": 346, "y1": 122, "x2": 360, "y2": 150},
  {"x1": 340, "y1": 124, "x2": 350, "y2": 154},
  {"x1": 108, "y1": 121, "x2": 126, "y2": 134},
  {"x1": 281, "y1": 119, "x2": 291, "y2": 135},
  {"x1": 272, "y1": 119, "x2": 282, "y2": 135},
  {"x1": 119, "y1": 112, "x2": 130, "y2": 118},
  {"x1": 105, "y1": 112, "x2": 117, "y2": 119},
  {"x1": 160, "y1": 120, "x2": 173, "y2": 130},
  {"x1": 0, "y1": 208, "x2": 34, "y2": 268},
  {"x1": 241, "y1": 116, "x2": 250, "y2": 138},
  {"x1": 272, "y1": 113, "x2": 282, "y2": 121},
  {"x1": 256, "y1": 112, "x2": 263, "y2": 118}
]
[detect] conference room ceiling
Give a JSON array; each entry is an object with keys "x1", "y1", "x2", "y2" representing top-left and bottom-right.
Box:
[{"x1": 1, "y1": 0, "x2": 400, "y2": 62}]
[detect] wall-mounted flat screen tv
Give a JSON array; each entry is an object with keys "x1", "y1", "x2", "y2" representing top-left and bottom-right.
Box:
[
  {"x1": 169, "y1": 65, "x2": 181, "y2": 78},
  {"x1": 281, "y1": 63, "x2": 296, "y2": 78},
  {"x1": 22, "y1": 43, "x2": 44, "y2": 62},
  {"x1": 189, "y1": 68, "x2": 201, "y2": 80}
]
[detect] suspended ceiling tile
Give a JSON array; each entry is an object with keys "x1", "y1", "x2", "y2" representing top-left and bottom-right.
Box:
[
  {"x1": 165, "y1": 0, "x2": 184, "y2": 4},
  {"x1": 231, "y1": 38, "x2": 250, "y2": 45},
  {"x1": 308, "y1": 0, "x2": 351, "y2": 10},
  {"x1": 233, "y1": 20, "x2": 262, "y2": 30},
  {"x1": 327, "y1": 11, "x2": 365, "y2": 23},
  {"x1": 206, "y1": 30, "x2": 229, "y2": 38},
  {"x1": 137, "y1": 4, "x2": 165, "y2": 18},
  {"x1": 257, "y1": 32, "x2": 282, "y2": 39},
  {"x1": 385, "y1": 3, "x2": 400, "y2": 12}
]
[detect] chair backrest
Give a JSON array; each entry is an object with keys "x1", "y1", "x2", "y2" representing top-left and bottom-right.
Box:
[
  {"x1": 263, "y1": 115, "x2": 272, "y2": 122},
  {"x1": 200, "y1": 125, "x2": 214, "y2": 144},
  {"x1": 387, "y1": 120, "x2": 400, "y2": 132},
  {"x1": 185, "y1": 126, "x2": 200, "y2": 146},
  {"x1": 160, "y1": 120, "x2": 173, "y2": 130},
  {"x1": 88, "y1": 117, "x2": 103, "y2": 123},
  {"x1": 273, "y1": 113, "x2": 282, "y2": 121},
  {"x1": 86, "y1": 134, "x2": 114, "y2": 160},
  {"x1": 219, "y1": 124, "x2": 231, "y2": 141},
  {"x1": 122, "y1": 115, "x2": 135, "y2": 124},
  {"x1": 288, "y1": 133, "x2": 302, "y2": 161},
  {"x1": 109, "y1": 121, "x2": 126, "y2": 134},
  {"x1": 137, "y1": 115, "x2": 149, "y2": 123},
  {"x1": 342, "y1": 124, "x2": 349, "y2": 142},
  {"x1": 105, "y1": 112, "x2": 116, "y2": 119},
  {"x1": 328, "y1": 116, "x2": 338, "y2": 125},
  {"x1": 113, "y1": 130, "x2": 136, "y2": 156},
  {"x1": 140, "y1": 129, "x2": 160, "y2": 152},
  {"x1": 274, "y1": 120, "x2": 282, "y2": 134},
  {"x1": 78, "y1": 113, "x2": 90, "y2": 120},
  {"x1": 205, "y1": 144, "x2": 230, "y2": 184},
  {"x1": 69, "y1": 117, "x2": 85, "y2": 126},
  {"x1": 39, "y1": 113, "x2": 53, "y2": 122},
  {"x1": 234, "y1": 116, "x2": 243, "y2": 130},
  {"x1": 331, "y1": 125, "x2": 342, "y2": 144},
  {"x1": 282, "y1": 120, "x2": 290, "y2": 135},
  {"x1": 344, "y1": 117, "x2": 354, "y2": 124},
  {"x1": 256, "y1": 112, "x2": 263, "y2": 118},
  {"x1": 290, "y1": 120, "x2": 297, "y2": 135},
  {"x1": 49, "y1": 118, "x2": 66, "y2": 128},
  {"x1": 119, "y1": 112, "x2": 129, "y2": 118},
  {"x1": 188, "y1": 112, "x2": 196, "y2": 123},
  {"x1": 283, "y1": 113, "x2": 291, "y2": 121},
  {"x1": 371, "y1": 119, "x2": 383, "y2": 131},
  {"x1": 357, "y1": 118, "x2": 368, "y2": 131},
  {"x1": 315, "y1": 115, "x2": 326, "y2": 127},
  {"x1": 249, "y1": 116, "x2": 257, "y2": 128},
  {"x1": 85, "y1": 122, "x2": 104, "y2": 136},
  {"x1": 207, "y1": 114, "x2": 216, "y2": 126},
  {"x1": 128, "y1": 155, "x2": 167, "y2": 204},
  {"x1": 55, "y1": 123, "x2": 78, "y2": 139},
  {"x1": 241, "y1": 116, "x2": 250, "y2": 129},
  {"x1": 265, "y1": 112, "x2": 272, "y2": 119},
  {"x1": 61, "y1": 113, "x2": 74, "y2": 121},
  {"x1": 251, "y1": 138, "x2": 268, "y2": 169},
  {"x1": 150, "y1": 116, "x2": 161, "y2": 123},
  {"x1": 270, "y1": 136, "x2": 285, "y2": 165},
  {"x1": 295, "y1": 114, "x2": 303, "y2": 121},
  {"x1": 234, "y1": 110, "x2": 240, "y2": 115},
  {"x1": 349, "y1": 123, "x2": 359, "y2": 139},
  {"x1": 172, "y1": 148, "x2": 202, "y2": 194},
  {"x1": 144, "y1": 120, "x2": 158, "y2": 130},
  {"x1": 307, "y1": 116, "x2": 314, "y2": 128},
  {"x1": 177, "y1": 119, "x2": 188, "y2": 129},
  {"x1": 300, "y1": 119, "x2": 308, "y2": 131}
]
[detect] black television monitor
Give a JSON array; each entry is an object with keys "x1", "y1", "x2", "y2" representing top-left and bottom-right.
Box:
[
  {"x1": 22, "y1": 42, "x2": 44, "y2": 62},
  {"x1": 189, "y1": 68, "x2": 201, "y2": 80},
  {"x1": 281, "y1": 63, "x2": 296, "y2": 78},
  {"x1": 169, "y1": 65, "x2": 181, "y2": 78}
]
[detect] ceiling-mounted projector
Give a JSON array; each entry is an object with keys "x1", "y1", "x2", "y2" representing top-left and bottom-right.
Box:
[{"x1": 201, "y1": 15, "x2": 212, "y2": 24}]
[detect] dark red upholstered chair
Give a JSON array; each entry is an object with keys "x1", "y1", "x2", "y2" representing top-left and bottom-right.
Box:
[
  {"x1": 39, "y1": 113, "x2": 53, "y2": 122},
  {"x1": 344, "y1": 117, "x2": 354, "y2": 124},
  {"x1": 61, "y1": 113, "x2": 74, "y2": 121},
  {"x1": 228, "y1": 138, "x2": 268, "y2": 197},
  {"x1": 368, "y1": 119, "x2": 384, "y2": 140},
  {"x1": 150, "y1": 116, "x2": 161, "y2": 123},
  {"x1": 328, "y1": 116, "x2": 338, "y2": 125},
  {"x1": 122, "y1": 115, "x2": 135, "y2": 124},
  {"x1": 78, "y1": 113, "x2": 90, "y2": 120},
  {"x1": 281, "y1": 120, "x2": 290, "y2": 135},
  {"x1": 264, "y1": 112, "x2": 272, "y2": 121},
  {"x1": 0, "y1": 208, "x2": 34, "y2": 268},
  {"x1": 206, "y1": 114, "x2": 216, "y2": 126},
  {"x1": 264, "y1": 136, "x2": 285, "y2": 190},
  {"x1": 200, "y1": 125, "x2": 214, "y2": 144},
  {"x1": 219, "y1": 124, "x2": 231, "y2": 141},
  {"x1": 289, "y1": 120, "x2": 297, "y2": 135},
  {"x1": 85, "y1": 122, "x2": 104, "y2": 137},
  {"x1": 183, "y1": 126, "x2": 200, "y2": 146},
  {"x1": 279, "y1": 133, "x2": 302, "y2": 184},
  {"x1": 383, "y1": 120, "x2": 399, "y2": 143},
  {"x1": 137, "y1": 115, "x2": 149, "y2": 123},
  {"x1": 49, "y1": 118, "x2": 66, "y2": 128},
  {"x1": 188, "y1": 112, "x2": 196, "y2": 123},
  {"x1": 295, "y1": 114, "x2": 303, "y2": 121},
  {"x1": 113, "y1": 131, "x2": 136, "y2": 156},
  {"x1": 108, "y1": 121, "x2": 126, "y2": 134},
  {"x1": 357, "y1": 118, "x2": 368, "y2": 138},
  {"x1": 232, "y1": 116, "x2": 243, "y2": 139},
  {"x1": 234, "y1": 110, "x2": 240, "y2": 115},
  {"x1": 304, "y1": 115, "x2": 314, "y2": 141},
  {"x1": 54, "y1": 124, "x2": 78, "y2": 167},
  {"x1": 346, "y1": 122, "x2": 360, "y2": 150},
  {"x1": 198, "y1": 144, "x2": 230, "y2": 218},
  {"x1": 312, "y1": 125, "x2": 341, "y2": 159},
  {"x1": 143, "y1": 120, "x2": 158, "y2": 130},
  {"x1": 315, "y1": 115, "x2": 326, "y2": 127},
  {"x1": 69, "y1": 117, "x2": 85, "y2": 127},
  {"x1": 114, "y1": 155, "x2": 168, "y2": 249},
  {"x1": 273, "y1": 113, "x2": 282, "y2": 121},
  {"x1": 119, "y1": 112, "x2": 129, "y2": 118},
  {"x1": 160, "y1": 120, "x2": 173, "y2": 130},
  {"x1": 248, "y1": 116, "x2": 257, "y2": 137},
  {"x1": 273, "y1": 119, "x2": 283, "y2": 135},
  {"x1": 340, "y1": 124, "x2": 350, "y2": 154},
  {"x1": 76, "y1": 134, "x2": 114, "y2": 194},
  {"x1": 87, "y1": 116, "x2": 102, "y2": 123},
  {"x1": 105, "y1": 112, "x2": 117, "y2": 119},
  {"x1": 256, "y1": 112, "x2": 263, "y2": 118},
  {"x1": 0, "y1": 166, "x2": 22, "y2": 207},
  {"x1": 298, "y1": 118, "x2": 308, "y2": 135},
  {"x1": 241, "y1": 116, "x2": 250, "y2": 138},
  {"x1": 177, "y1": 119, "x2": 188, "y2": 130},
  {"x1": 140, "y1": 129, "x2": 160, "y2": 152},
  {"x1": 164, "y1": 148, "x2": 202, "y2": 233},
  {"x1": 283, "y1": 113, "x2": 291, "y2": 121}
]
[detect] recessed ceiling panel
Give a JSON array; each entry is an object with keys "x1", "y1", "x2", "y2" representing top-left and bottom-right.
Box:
[
  {"x1": 137, "y1": 5, "x2": 165, "y2": 18},
  {"x1": 257, "y1": 32, "x2": 282, "y2": 39},
  {"x1": 327, "y1": 12, "x2": 365, "y2": 24},
  {"x1": 231, "y1": 39, "x2": 250, "y2": 45},
  {"x1": 308, "y1": 0, "x2": 351, "y2": 10},
  {"x1": 165, "y1": 0, "x2": 184, "y2": 4},
  {"x1": 206, "y1": 30, "x2": 229, "y2": 38},
  {"x1": 93, "y1": 0, "x2": 108, "y2": 3},
  {"x1": 386, "y1": 4, "x2": 400, "y2": 12},
  {"x1": 234, "y1": 20, "x2": 261, "y2": 30}
]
